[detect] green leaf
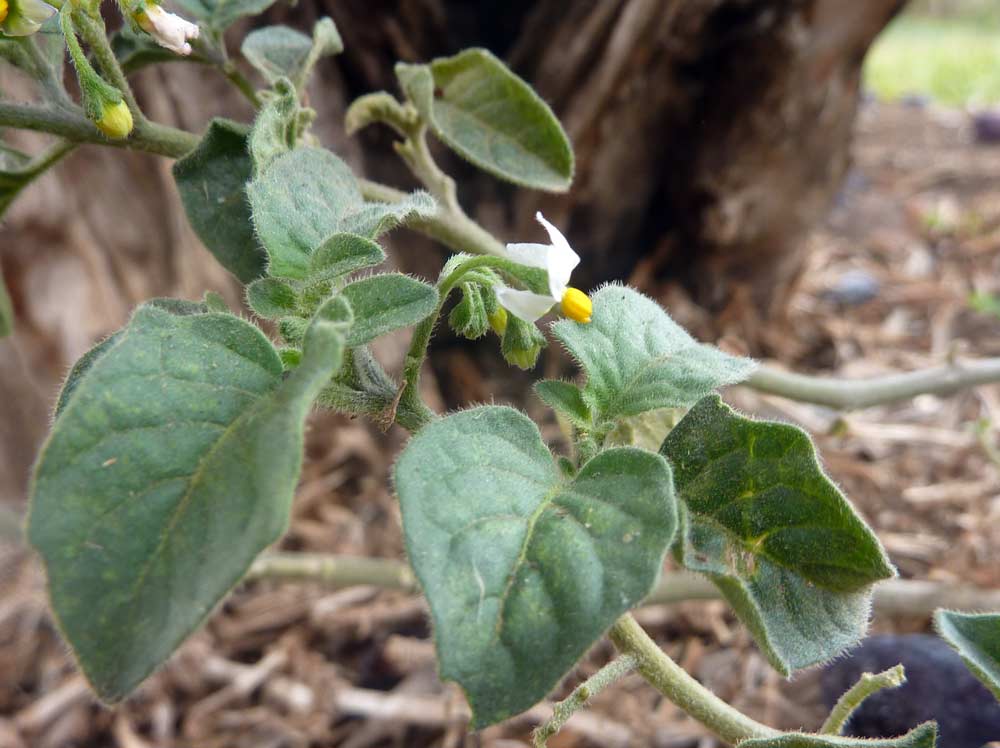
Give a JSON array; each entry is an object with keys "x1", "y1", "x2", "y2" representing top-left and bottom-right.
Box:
[
  {"x1": 394, "y1": 406, "x2": 677, "y2": 727},
  {"x1": 28, "y1": 297, "x2": 350, "y2": 702},
  {"x1": 340, "y1": 273, "x2": 438, "y2": 347},
  {"x1": 935, "y1": 610, "x2": 1000, "y2": 700},
  {"x1": 0, "y1": 262, "x2": 13, "y2": 338},
  {"x1": 173, "y1": 119, "x2": 267, "y2": 283},
  {"x1": 740, "y1": 723, "x2": 937, "y2": 748},
  {"x1": 246, "y1": 277, "x2": 298, "y2": 319},
  {"x1": 552, "y1": 285, "x2": 756, "y2": 425},
  {"x1": 248, "y1": 79, "x2": 300, "y2": 175},
  {"x1": 396, "y1": 49, "x2": 573, "y2": 192},
  {"x1": 54, "y1": 332, "x2": 123, "y2": 417},
  {"x1": 248, "y1": 146, "x2": 433, "y2": 279},
  {"x1": 308, "y1": 233, "x2": 385, "y2": 283},
  {"x1": 173, "y1": 0, "x2": 278, "y2": 33},
  {"x1": 242, "y1": 18, "x2": 341, "y2": 91},
  {"x1": 534, "y1": 380, "x2": 592, "y2": 430},
  {"x1": 660, "y1": 395, "x2": 895, "y2": 675}
]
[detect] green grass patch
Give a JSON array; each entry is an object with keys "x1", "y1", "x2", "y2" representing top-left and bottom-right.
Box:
[{"x1": 864, "y1": 17, "x2": 1000, "y2": 106}]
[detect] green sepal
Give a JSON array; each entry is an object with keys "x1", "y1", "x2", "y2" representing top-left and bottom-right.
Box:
[
  {"x1": 448, "y1": 283, "x2": 488, "y2": 340},
  {"x1": 501, "y1": 313, "x2": 545, "y2": 370}
]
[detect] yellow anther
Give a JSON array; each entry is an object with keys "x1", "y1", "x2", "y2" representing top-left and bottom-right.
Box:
[
  {"x1": 0, "y1": 0, "x2": 9, "y2": 24},
  {"x1": 96, "y1": 101, "x2": 134, "y2": 140},
  {"x1": 560, "y1": 287, "x2": 592, "y2": 323}
]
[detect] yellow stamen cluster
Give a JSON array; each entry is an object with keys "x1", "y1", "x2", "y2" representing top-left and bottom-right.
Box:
[
  {"x1": 560, "y1": 287, "x2": 592, "y2": 324},
  {"x1": 0, "y1": 0, "x2": 9, "y2": 25}
]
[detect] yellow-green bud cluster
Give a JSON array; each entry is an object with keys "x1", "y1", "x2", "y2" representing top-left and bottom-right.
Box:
[{"x1": 501, "y1": 314, "x2": 546, "y2": 370}]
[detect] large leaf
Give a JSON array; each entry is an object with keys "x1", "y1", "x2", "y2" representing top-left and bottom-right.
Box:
[
  {"x1": 395, "y1": 406, "x2": 677, "y2": 727},
  {"x1": 340, "y1": 273, "x2": 438, "y2": 346},
  {"x1": 173, "y1": 119, "x2": 267, "y2": 282},
  {"x1": 173, "y1": 0, "x2": 279, "y2": 33},
  {"x1": 552, "y1": 285, "x2": 756, "y2": 426},
  {"x1": 248, "y1": 146, "x2": 434, "y2": 279},
  {"x1": 241, "y1": 18, "x2": 341, "y2": 90},
  {"x1": 935, "y1": 610, "x2": 1000, "y2": 700},
  {"x1": 740, "y1": 723, "x2": 937, "y2": 748},
  {"x1": 660, "y1": 395, "x2": 895, "y2": 675},
  {"x1": 396, "y1": 48, "x2": 573, "y2": 192},
  {"x1": 28, "y1": 297, "x2": 351, "y2": 701}
]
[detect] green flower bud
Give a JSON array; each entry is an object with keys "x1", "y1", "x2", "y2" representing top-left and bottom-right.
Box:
[
  {"x1": 278, "y1": 316, "x2": 309, "y2": 346},
  {"x1": 501, "y1": 314, "x2": 545, "y2": 370},
  {"x1": 448, "y1": 283, "x2": 488, "y2": 340}
]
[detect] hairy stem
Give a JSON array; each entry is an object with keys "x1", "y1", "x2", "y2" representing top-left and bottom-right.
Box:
[
  {"x1": 820, "y1": 665, "x2": 905, "y2": 735},
  {"x1": 73, "y1": 9, "x2": 143, "y2": 121},
  {"x1": 223, "y1": 63, "x2": 263, "y2": 109},
  {"x1": 746, "y1": 358, "x2": 1000, "y2": 410},
  {"x1": 609, "y1": 614, "x2": 779, "y2": 745},
  {"x1": 0, "y1": 101, "x2": 198, "y2": 157},
  {"x1": 533, "y1": 654, "x2": 639, "y2": 747},
  {"x1": 246, "y1": 552, "x2": 419, "y2": 591}
]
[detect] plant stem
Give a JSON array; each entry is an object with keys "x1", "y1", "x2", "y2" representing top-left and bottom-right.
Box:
[
  {"x1": 73, "y1": 9, "x2": 143, "y2": 121},
  {"x1": 533, "y1": 654, "x2": 639, "y2": 748},
  {"x1": 246, "y1": 552, "x2": 419, "y2": 591},
  {"x1": 746, "y1": 358, "x2": 1000, "y2": 410},
  {"x1": 0, "y1": 101, "x2": 198, "y2": 157},
  {"x1": 608, "y1": 614, "x2": 780, "y2": 745},
  {"x1": 223, "y1": 63, "x2": 262, "y2": 109},
  {"x1": 819, "y1": 665, "x2": 905, "y2": 735}
]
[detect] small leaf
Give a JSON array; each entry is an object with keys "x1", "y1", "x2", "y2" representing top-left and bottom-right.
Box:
[
  {"x1": 395, "y1": 405, "x2": 677, "y2": 726},
  {"x1": 308, "y1": 233, "x2": 386, "y2": 283},
  {"x1": 248, "y1": 80, "x2": 300, "y2": 175},
  {"x1": 661, "y1": 395, "x2": 895, "y2": 675},
  {"x1": 173, "y1": 0, "x2": 279, "y2": 33},
  {"x1": 340, "y1": 273, "x2": 438, "y2": 346},
  {"x1": 28, "y1": 298, "x2": 350, "y2": 702},
  {"x1": 552, "y1": 285, "x2": 756, "y2": 425},
  {"x1": 740, "y1": 723, "x2": 937, "y2": 748},
  {"x1": 534, "y1": 380, "x2": 592, "y2": 430},
  {"x1": 248, "y1": 146, "x2": 433, "y2": 279},
  {"x1": 241, "y1": 19, "x2": 341, "y2": 91},
  {"x1": 246, "y1": 277, "x2": 298, "y2": 319},
  {"x1": 935, "y1": 610, "x2": 1000, "y2": 700},
  {"x1": 173, "y1": 119, "x2": 267, "y2": 283},
  {"x1": 396, "y1": 49, "x2": 573, "y2": 191}
]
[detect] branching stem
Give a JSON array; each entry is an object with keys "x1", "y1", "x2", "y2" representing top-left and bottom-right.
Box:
[{"x1": 608, "y1": 614, "x2": 779, "y2": 745}]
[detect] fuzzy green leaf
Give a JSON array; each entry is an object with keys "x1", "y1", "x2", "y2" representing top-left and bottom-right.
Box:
[
  {"x1": 741, "y1": 723, "x2": 937, "y2": 748},
  {"x1": 552, "y1": 285, "x2": 756, "y2": 425},
  {"x1": 241, "y1": 19, "x2": 340, "y2": 90},
  {"x1": 534, "y1": 380, "x2": 592, "y2": 430},
  {"x1": 173, "y1": 119, "x2": 267, "y2": 283},
  {"x1": 396, "y1": 48, "x2": 573, "y2": 192},
  {"x1": 28, "y1": 297, "x2": 351, "y2": 702},
  {"x1": 248, "y1": 146, "x2": 433, "y2": 279},
  {"x1": 248, "y1": 80, "x2": 300, "y2": 175},
  {"x1": 661, "y1": 395, "x2": 895, "y2": 675},
  {"x1": 246, "y1": 277, "x2": 298, "y2": 320},
  {"x1": 935, "y1": 610, "x2": 1000, "y2": 700},
  {"x1": 395, "y1": 406, "x2": 677, "y2": 726},
  {"x1": 340, "y1": 273, "x2": 438, "y2": 346},
  {"x1": 308, "y1": 233, "x2": 386, "y2": 283}
]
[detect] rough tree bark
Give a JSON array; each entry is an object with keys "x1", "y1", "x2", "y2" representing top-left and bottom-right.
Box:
[{"x1": 0, "y1": 0, "x2": 904, "y2": 499}]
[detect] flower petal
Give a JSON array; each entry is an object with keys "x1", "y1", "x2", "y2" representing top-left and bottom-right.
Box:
[
  {"x1": 501, "y1": 242, "x2": 551, "y2": 271},
  {"x1": 535, "y1": 212, "x2": 579, "y2": 298},
  {"x1": 495, "y1": 286, "x2": 555, "y2": 323}
]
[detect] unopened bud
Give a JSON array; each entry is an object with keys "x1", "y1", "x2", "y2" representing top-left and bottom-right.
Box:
[
  {"x1": 96, "y1": 100, "x2": 133, "y2": 139},
  {"x1": 448, "y1": 283, "x2": 488, "y2": 340},
  {"x1": 501, "y1": 314, "x2": 545, "y2": 370}
]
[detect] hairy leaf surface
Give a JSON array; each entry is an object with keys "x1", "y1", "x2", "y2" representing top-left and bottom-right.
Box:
[
  {"x1": 395, "y1": 406, "x2": 677, "y2": 726},
  {"x1": 661, "y1": 396, "x2": 895, "y2": 674},
  {"x1": 935, "y1": 610, "x2": 1000, "y2": 700},
  {"x1": 29, "y1": 298, "x2": 350, "y2": 701}
]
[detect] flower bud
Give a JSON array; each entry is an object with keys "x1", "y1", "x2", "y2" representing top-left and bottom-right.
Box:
[
  {"x1": 0, "y1": 0, "x2": 57, "y2": 36},
  {"x1": 448, "y1": 283, "x2": 488, "y2": 340},
  {"x1": 79, "y1": 71, "x2": 133, "y2": 140},
  {"x1": 133, "y1": 3, "x2": 198, "y2": 55},
  {"x1": 95, "y1": 100, "x2": 134, "y2": 139},
  {"x1": 501, "y1": 314, "x2": 545, "y2": 370}
]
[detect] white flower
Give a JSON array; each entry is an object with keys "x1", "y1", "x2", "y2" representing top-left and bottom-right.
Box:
[
  {"x1": 136, "y1": 4, "x2": 199, "y2": 56},
  {"x1": 495, "y1": 211, "x2": 592, "y2": 324},
  {"x1": 0, "y1": 0, "x2": 57, "y2": 37}
]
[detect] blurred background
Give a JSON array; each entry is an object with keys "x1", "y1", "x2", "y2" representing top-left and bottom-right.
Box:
[{"x1": 1, "y1": 0, "x2": 999, "y2": 746}]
